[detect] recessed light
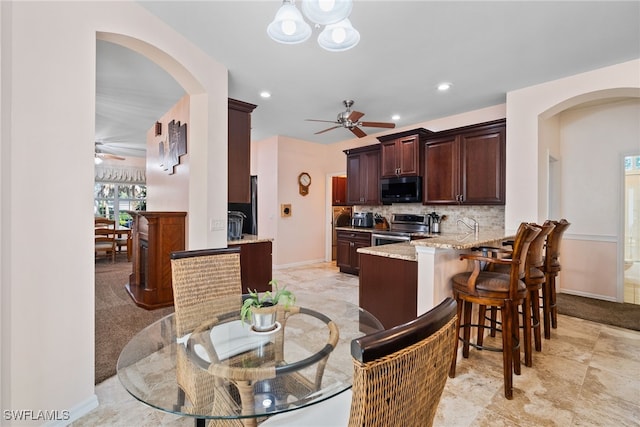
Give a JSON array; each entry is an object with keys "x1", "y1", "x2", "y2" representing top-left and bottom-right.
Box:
[
  {"x1": 260, "y1": 91, "x2": 271, "y2": 98},
  {"x1": 391, "y1": 114, "x2": 400, "y2": 121},
  {"x1": 437, "y1": 82, "x2": 452, "y2": 91}
]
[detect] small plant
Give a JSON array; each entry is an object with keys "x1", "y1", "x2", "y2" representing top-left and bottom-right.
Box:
[{"x1": 240, "y1": 280, "x2": 295, "y2": 325}]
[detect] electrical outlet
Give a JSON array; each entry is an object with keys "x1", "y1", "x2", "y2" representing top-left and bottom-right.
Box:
[
  {"x1": 281, "y1": 204, "x2": 292, "y2": 217},
  {"x1": 209, "y1": 218, "x2": 225, "y2": 231}
]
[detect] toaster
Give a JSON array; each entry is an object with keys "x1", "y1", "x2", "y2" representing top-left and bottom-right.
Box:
[{"x1": 352, "y1": 212, "x2": 374, "y2": 228}]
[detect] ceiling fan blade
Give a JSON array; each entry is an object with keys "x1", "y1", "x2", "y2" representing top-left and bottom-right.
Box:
[
  {"x1": 350, "y1": 127, "x2": 367, "y2": 138},
  {"x1": 306, "y1": 119, "x2": 340, "y2": 124},
  {"x1": 315, "y1": 126, "x2": 343, "y2": 135},
  {"x1": 359, "y1": 121, "x2": 396, "y2": 129},
  {"x1": 347, "y1": 111, "x2": 365, "y2": 122}
]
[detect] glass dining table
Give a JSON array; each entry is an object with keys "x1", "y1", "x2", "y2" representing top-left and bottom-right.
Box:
[{"x1": 116, "y1": 295, "x2": 383, "y2": 426}]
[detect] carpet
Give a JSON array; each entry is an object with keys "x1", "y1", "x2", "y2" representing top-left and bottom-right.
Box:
[
  {"x1": 95, "y1": 256, "x2": 174, "y2": 384},
  {"x1": 556, "y1": 293, "x2": 640, "y2": 331}
]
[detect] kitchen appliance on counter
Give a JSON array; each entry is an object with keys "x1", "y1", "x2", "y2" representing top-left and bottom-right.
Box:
[
  {"x1": 228, "y1": 211, "x2": 246, "y2": 240},
  {"x1": 228, "y1": 175, "x2": 258, "y2": 235},
  {"x1": 352, "y1": 212, "x2": 374, "y2": 228},
  {"x1": 371, "y1": 213, "x2": 431, "y2": 246}
]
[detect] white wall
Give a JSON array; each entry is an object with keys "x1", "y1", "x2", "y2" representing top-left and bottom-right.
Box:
[
  {"x1": 0, "y1": 1, "x2": 227, "y2": 423},
  {"x1": 507, "y1": 59, "x2": 640, "y2": 301}
]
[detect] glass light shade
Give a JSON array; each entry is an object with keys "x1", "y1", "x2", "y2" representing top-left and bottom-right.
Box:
[
  {"x1": 317, "y1": 19, "x2": 360, "y2": 51},
  {"x1": 267, "y1": 2, "x2": 312, "y2": 44},
  {"x1": 302, "y1": 0, "x2": 352, "y2": 25}
]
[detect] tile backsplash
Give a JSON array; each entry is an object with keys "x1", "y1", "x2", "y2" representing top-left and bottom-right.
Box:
[{"x1": 354, "y1": 204, "x2": 505, "y2": 233}]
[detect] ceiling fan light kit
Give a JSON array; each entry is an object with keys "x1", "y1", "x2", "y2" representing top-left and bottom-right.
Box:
[
  {"x1": 267, "y1": 2, "x2": 312, "y2": 44},
  {"x1": 268, "y1": 0, "x2": 359, "y2": 51}
]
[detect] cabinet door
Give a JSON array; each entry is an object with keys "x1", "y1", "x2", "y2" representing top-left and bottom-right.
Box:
[
  {"x1": 336, "y1": 238, "x2": 352, "y2": 270},
  {"x1": 460, "y1": 126, "x2": 505, "y2": 204},
  {"x1": 380, "y1": 135, "x2": 419, "y2": 177},
  {"x1": 228, "y1": 99, "x2": 257, "y2": 203},
  {"x1": 332, "y1": 176, "x2": 347, "y2": 205},
  {"x1": 397, "y1": 135, "x2": 419, "y2": 176},
  {"x1": 361, "y1": 150, "x2": 381, "y2": 205},
  {"x1": 380, "y1": 140, "x2": 399, "y2": 177},
  {"x1": 346, "y1": 154, "x2": 362, "y2": 204},
  {"x1": 423, "y1": 136, "x2": 459, "y2": 204}
]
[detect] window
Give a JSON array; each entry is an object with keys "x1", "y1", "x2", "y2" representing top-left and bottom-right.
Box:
[{"x1": 94, "y1": 183, "x2": 146, "y2": 227}]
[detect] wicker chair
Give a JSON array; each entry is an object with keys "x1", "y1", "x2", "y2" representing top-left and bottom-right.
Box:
[
  {"x1": 261, "y1": 297, "x2": 458, "y2": 427},
  {"x1": 449, "y1": 222, "x2": 540, "y2": 399},
  {"x1": 170, "y1": 247, "x2": 246, "y2": 415}
]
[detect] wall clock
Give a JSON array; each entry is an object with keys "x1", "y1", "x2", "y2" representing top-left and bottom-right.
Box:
[{"x1": 298, "y1": 172, "x2": 311, "y2": 196}]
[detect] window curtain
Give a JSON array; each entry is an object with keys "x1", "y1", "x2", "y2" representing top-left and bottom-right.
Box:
[{"x1": 95, "y1": 165, "x2": 146, "y2": 184}]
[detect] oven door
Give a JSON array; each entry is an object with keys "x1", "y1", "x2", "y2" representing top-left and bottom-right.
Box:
[{"x1": 371, "y1": 233, "x2": 411, "y2": 246}]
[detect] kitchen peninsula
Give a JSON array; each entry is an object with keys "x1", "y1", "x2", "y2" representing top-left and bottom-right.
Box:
[
  {"x1": 228, "y1": 235, "x2": 273, "y2": 294},
  {"x1": 358, "y1": 230, "x2": 512, "y2": 328}
]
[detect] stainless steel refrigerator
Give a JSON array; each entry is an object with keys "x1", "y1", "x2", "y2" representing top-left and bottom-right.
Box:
[{"x1": 228, "y1": 175, "x2": 258, "y2": 236}]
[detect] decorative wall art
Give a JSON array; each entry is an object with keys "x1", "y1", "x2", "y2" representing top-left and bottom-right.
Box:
[{"x1": 159, "y1": 120, "x2": 187, "y2": 174}]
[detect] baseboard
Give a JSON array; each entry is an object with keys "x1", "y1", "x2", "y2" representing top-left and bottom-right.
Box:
[
  {"x1": 559, "y1": 289, "x2": 618, "y2": 303},
  {"x1": 44, "y1": 394, "x2": 98, "y2": 427},
  {"x1": 273, "y1": 258, "x2": 328, "y2": 270}
]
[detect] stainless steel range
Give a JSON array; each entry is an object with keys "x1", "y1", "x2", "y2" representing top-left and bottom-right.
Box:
[{"x1": 371, "y1": 213, "x2": 432, "y2": 246}]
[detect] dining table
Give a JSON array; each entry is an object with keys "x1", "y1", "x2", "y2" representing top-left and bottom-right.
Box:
[{"x1": 116, "y1": 295, "x2": 383, "y2": 426}]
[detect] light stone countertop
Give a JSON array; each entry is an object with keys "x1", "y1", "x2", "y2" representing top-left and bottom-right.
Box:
[
  {"x1": 358, "y1": 241, "x2": 417, "y2": 262},
  {"x1": 411, "y1": 230, "x2": 514, "y2": 250},
  {"x1": 356, "y1": 230, "x2": 514, "y2": 262},
  {"x1": 227, "y1": 234, "x2": 274, "y2": 245}
]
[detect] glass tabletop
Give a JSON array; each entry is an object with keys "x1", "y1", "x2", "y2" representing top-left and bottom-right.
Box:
[{"x1": 116, "y1": 295, "x2": 383, "y2": 424}]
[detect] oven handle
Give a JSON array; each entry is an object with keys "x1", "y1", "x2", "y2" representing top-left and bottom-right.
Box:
[{"x1": 371, "y1": 233, "x2": 411, "y2": 245}]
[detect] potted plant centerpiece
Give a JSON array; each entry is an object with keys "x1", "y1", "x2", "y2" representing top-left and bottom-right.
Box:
[{"x1": 241, "y1": 280, "x2": 295, "y2": 332}]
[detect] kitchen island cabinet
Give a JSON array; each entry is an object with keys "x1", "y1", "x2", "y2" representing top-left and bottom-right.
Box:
[
  {"x1": 359, "y1": 252, "x2": 417, "y2": 328},
  {"x1": 357, "y1": 230, "x2": 513, "y2": 323},
  {"x1": 228, "y1": 236, "x2": 273, "y2": 294}
]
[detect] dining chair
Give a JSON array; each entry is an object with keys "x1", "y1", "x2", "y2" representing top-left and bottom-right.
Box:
[
  {"x1": 94, "y1": 227, "x2": 117, "y2": 263},
  {"x1": 261, "y1": 297, "x2": 458, "y2": 427},
  {"x1": 542, "y1": 218, "x2": 571, "y2": 339},
  {"x1": 170, "y1": 247, "x2": 247, "y2": 414},
  {"x1": 94, "y1": 216, "x2": 115, "y2": 228},
  {"x1": 449, "y1": 222, "x2": 540, "y2": 399}
]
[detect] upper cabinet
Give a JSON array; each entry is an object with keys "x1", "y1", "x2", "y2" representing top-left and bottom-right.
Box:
[
  {"x1": 344, "y1": 144, "x2": 380, "y2": 205},
  {"x1": 228, "y1": 98, "x2": 257, "y2": 203},
  {"x1": 377, "y1": 129, "x2": 432, "y2": 178},
  {"x1": 332, "y1": 176, "x2": 347, "y2": 205},
  {"x1": 423, "y1": 119, "x2": 506, "y2": 205}
]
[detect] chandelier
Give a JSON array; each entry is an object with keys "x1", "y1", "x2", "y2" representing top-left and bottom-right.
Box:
[{"x1": 267, "y1": 0, "x2": 360, "y2": 52}]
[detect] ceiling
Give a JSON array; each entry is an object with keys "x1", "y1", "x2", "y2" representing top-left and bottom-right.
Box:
[{"x1": 94, "y1": 1, "x2": 640, "y2": 158}]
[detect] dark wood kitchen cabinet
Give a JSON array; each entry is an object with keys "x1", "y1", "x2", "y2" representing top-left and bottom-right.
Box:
[
  {"x1": 126, "y1": 211, "x2": 186, "y2": 309},
  {"x1": 229, "y1": 240, "x2": 272, "y2": 294},
  {"x1": 377, "y1": 128, "x2": 431, "y2": 178},
  {"x1": 332, "y1": 176, "x2": 347, "y2": 205},
  {"x1": 344, "y1": 144, "x2": 380, "y2": 205},
  {"x1": 423, "y1": 119, "x2": 505, "y2": 205},
  {"x1": 228, "y1": 98, "x2": 257, "y2": 203},
  {"x1": 359, "y1": 253, "x2": 418, "y2": 328},
  {"x1": 336, "y1": 229, "x2": 371, "y2": 275}
]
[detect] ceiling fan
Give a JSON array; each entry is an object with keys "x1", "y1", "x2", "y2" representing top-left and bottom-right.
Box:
[
  {"x1": 95, "y1": 142, "x2": 125, "y2": 162},
  {"x1": 306, "y1": 100, "x2": 396, "y2": 138}
]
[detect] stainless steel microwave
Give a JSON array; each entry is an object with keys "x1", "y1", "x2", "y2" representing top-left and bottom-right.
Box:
[{"x1": 380, "y1": 176, "x2": 422, "y2": 204}]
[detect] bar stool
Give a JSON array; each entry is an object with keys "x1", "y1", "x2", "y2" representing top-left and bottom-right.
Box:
[
  {"x1": 542, "y1": 219, "x2": 571, "y2": 339},
  {"x1": 449, "y1": 222, "x2": 540, "y2": 399}
]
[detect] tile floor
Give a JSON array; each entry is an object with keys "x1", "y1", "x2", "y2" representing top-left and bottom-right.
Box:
[{"x1": 74, "y1": 262, "x2": 640, "y2": 426}]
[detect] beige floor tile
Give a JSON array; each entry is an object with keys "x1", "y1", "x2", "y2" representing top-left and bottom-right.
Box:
[{"x1": 76, "y1": 262, "x2": 640, "y2": 427}]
